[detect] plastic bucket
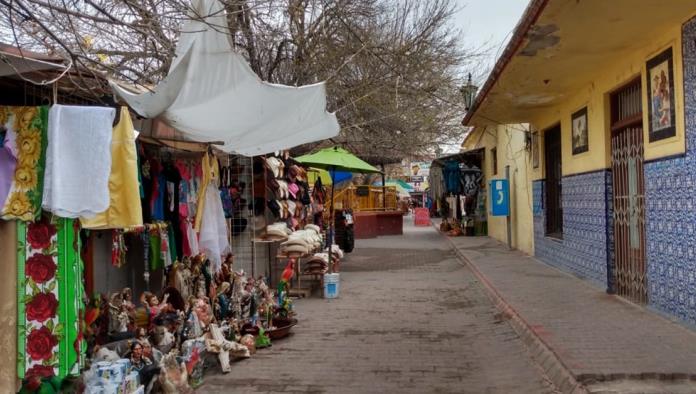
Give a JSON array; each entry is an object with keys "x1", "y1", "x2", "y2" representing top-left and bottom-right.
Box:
[{"x1": 323, "y1": 273, "x2": 340, "y2": 299}]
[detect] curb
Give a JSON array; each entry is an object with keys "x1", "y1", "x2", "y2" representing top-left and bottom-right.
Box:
[{"x1": 435, "y1": 226, "x2": 587, "y2": 394}]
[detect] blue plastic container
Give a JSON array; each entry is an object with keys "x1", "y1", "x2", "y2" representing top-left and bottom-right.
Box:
[{"x1": 323, "y1": 273, "x2": 340, "y2": 298}]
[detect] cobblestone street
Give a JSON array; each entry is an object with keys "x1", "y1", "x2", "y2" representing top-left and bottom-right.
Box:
[{"x1": 204, "y1": 221, "x2": 556, "y2": 393}]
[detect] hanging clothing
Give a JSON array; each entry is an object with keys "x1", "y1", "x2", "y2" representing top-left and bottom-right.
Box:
[
  {"x1": 149, "y1": 230, "x2": 163, "y2": 271},
  {"x1": 185, "y1": 219, "x2": 200, "y2": 256},
  {"x1": 138, "y1": 145, "x2": 153, "y2": 222},
  {"x1": 460, "y1": 166, "x2": 483, "y2": 197},
  {"x1": 176, "y1": 159, "x2": 191, "y2": 218},
  {"x1": 0, "y1": 106, "x2": 48, "y2": 221},
  {"x1": 199, "y1": 181, "x2": 230, "y2": 272},
  {"x1": 0, "y1": 130, "x2": 17, "y2": 206},
  {"x1": 443, "y1": 160, "x2": 462, "y2": 195},
  {"x1": 429, "y1": 164, "x2": 445, "y2": 204},
  {"x1": 220, "y1": 187, "x2": 234, "y2": 218},
  {"x1": 42, "y1": 105, "x2": 116, "y2": 218},
  {"x1": 446, "y1": 196, "x2": 457, "y2": 219},
  {"x1": 167, "y1": 221, "x2": 179, "y2": 263},
  {"x1": 191, "y1": 161, "x2": 202, "y2": 216},
  {"x1": 194, "y1": 152, "x2": 216, "y2": 231},
  {"x1": 163, "y1": 163, "x2": 182, "y2": 258},
  {"x1": 81, "y1": 107, "x2": 143, "y2": 229},
  {"x1": 180, "y1": 219, "x2": 192, "y2": 256},
  {"x1": 161, "y1": 227, "x2": 173, "y2": 268},
  {"x1": 141, "y1": 232, "x2": 150, "y2": 288},
  {"x1": 111, "y1": 231, "x2": 127, "y2": 268},
  {"x1": 151, "y1": 168, "x2": 166, "y2": 221},
  {"x1": 198, "y1": 156, "x2": 230, "y2": 272}
]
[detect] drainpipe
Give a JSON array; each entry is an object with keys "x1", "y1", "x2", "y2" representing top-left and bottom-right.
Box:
[{"x1": 506, "y1": 165, "x2": 512, "y2": 250}]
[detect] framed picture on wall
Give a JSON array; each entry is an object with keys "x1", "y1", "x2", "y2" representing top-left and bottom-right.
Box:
[
  {"x1": 532, "y1": 131, "x2": 539, "y2": 168},
  {"x1": 646, "y1": 47, "x2": 676, "y2": 142},
  {"x1": 571, "y1": 107, "x2": 589, "y2": 155}
]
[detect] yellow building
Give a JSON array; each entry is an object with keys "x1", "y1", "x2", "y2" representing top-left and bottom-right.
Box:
[
  {"x1": 461, "y1": 125, "x2": 535, "y2": 255},
  {"x1": 463, "y1": 0, "x2": 696, "y2": 325}
]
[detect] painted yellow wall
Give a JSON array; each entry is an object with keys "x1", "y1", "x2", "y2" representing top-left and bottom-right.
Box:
[
  {"x1": 529, "y1": 22, "x2": 687, "y2": 180},
  {"x1": 463, "y1": 125, "x2": 534, "y2": 255}
]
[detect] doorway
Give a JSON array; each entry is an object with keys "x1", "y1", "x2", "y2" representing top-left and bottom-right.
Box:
[
  {"x1": 610, "y1": 78, "x2": 647, "y2": 304},
  {"x1": 544, "y1": 125, "x2": 563, "y2": 238}
]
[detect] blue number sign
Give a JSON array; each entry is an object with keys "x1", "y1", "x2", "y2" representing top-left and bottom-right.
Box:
[{"x1": 490, "y1": 179, "x2": 510, "y2": 216}]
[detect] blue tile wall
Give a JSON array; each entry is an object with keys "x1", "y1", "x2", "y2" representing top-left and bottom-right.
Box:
[
  {"x1": 532, "y1": 171, "x2": 612, "y2": 288},
  {"x1": 643, "y1": 17, "x2": 696, "y2": 325}
]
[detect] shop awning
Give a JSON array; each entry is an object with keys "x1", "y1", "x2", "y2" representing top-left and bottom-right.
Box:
[
  {"x1": 0, "y1": 45, "x2": 65, "y2": 77},
  {"x1": 110, "y1": 0, "x2": 340, "y2": 156},
  {"x1": 461, "y1": 0, "x2": 696, "y2": 126},
  {"x1": 431, "y1": 147, "x2": 485, "y2": 168}
]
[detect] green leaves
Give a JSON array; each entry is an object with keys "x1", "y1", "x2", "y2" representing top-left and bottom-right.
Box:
[
  {"x1": 53, "y1": 323, "x2": 64, "y2": 338},
  {"x1": 29, "y1": 278, "x2": 40, "y2": 296},
  {"x1": 41, "y1": 355, "x2": 58, "y2": 367},
  {"x1": 45, "y1": 241, "x2": 58, "y2": 257}
]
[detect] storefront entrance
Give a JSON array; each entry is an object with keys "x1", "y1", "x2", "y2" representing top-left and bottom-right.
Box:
[{"x1": 610, "y1": 78, "x2": 647, "y2": 304}]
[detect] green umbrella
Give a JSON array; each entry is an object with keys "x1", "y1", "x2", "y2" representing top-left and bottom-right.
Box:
[
  {"x1": 296, "y1": 147, "x2": 382, "y2": 267},
  {"x1": 296, "y1": 147, "x2": 381, "y2": 173}
]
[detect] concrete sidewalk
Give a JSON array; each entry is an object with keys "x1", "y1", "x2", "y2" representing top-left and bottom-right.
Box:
[{"x1": 442, "y1": 232, "x2": 696, "y2": 393}]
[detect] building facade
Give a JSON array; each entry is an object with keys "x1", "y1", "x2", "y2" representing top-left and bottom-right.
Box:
[
  {"x1": 462, "y1": 124, "x2": 535, "y2": 255},
  {"x1": 464, "y1": 1, "x2": 696, "y2": 326}
]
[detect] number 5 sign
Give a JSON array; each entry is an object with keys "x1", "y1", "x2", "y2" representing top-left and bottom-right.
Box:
[{"x1": 490, "y1": 179, "x2": 510, "y2": 216}]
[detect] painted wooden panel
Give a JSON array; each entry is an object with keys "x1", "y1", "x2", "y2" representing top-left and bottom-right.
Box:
[{"x1": 17, "y1": 216, "x2": 84, "y2": 381}]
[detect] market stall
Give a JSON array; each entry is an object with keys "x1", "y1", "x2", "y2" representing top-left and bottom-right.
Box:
[
  {"x1": 429, "y1": 148, "x2": 487, "y2": 236},
  {"x1": 0, "y1": 0, "x2": 348, "y2": 389},
  {"x1": 77, "y1": 141, "x2": 340, "y2": 392}
]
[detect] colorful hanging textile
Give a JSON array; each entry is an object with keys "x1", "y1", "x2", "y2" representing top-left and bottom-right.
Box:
[
  {"x1": 81, "y1": 107, "x2": 143, "y2": 229},
  {"x1": 149, "y1": 230, "x2": 163, "y2": 271},
  {"x1": 198, "y1": 166, "x2": 230, "y2": 272},
  {"x1": 194, "y1": 152, "x2": 217, "y2": 231},
  {"x1": 17, "y1": 215, "x2": 85, "y2": 381},
  {"x1": 111, "y1": 231, "x2": 127, "y2": 268},
  {"x1": 0, "y1": 106, "x2": 48, "y2": 221},
  {"x1": 184, "y1": 219, "x2": 199, "y2": 256},
  {"x1": 141, "y1": 232, "x2": 151, "y2": 287},
  {"x1": 42, "y1": 105, "x2": 116, "y2": 218},
  {"x1": 160, "y1": 227, "x2": 172, "y2": 268},
  {"x1": 167, "y1": 223, "x2": 179, "y2": 263},
  {"x1": 0, "y1": 127, "x2": 17, "y2": 205}
]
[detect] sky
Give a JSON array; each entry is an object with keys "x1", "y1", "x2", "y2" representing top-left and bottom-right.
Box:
[
  {"x1": 436, "y1": 0, "x2": 528, "y2": 153},
  {"x1": 451, "y1": 0, "x2": 530, "y2": 82}
]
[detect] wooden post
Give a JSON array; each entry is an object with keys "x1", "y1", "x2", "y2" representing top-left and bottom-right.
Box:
[
  {"x1": 381, "y1": 163, "x2": 386, "y2": 210},
  {"x1": 328, "y1": 166, "x2": 336, "y2": 273}
]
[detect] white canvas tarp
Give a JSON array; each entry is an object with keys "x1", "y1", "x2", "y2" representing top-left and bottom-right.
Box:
[{"x1": 110, "y1": 0, "x2": 340, "y2": 156}]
